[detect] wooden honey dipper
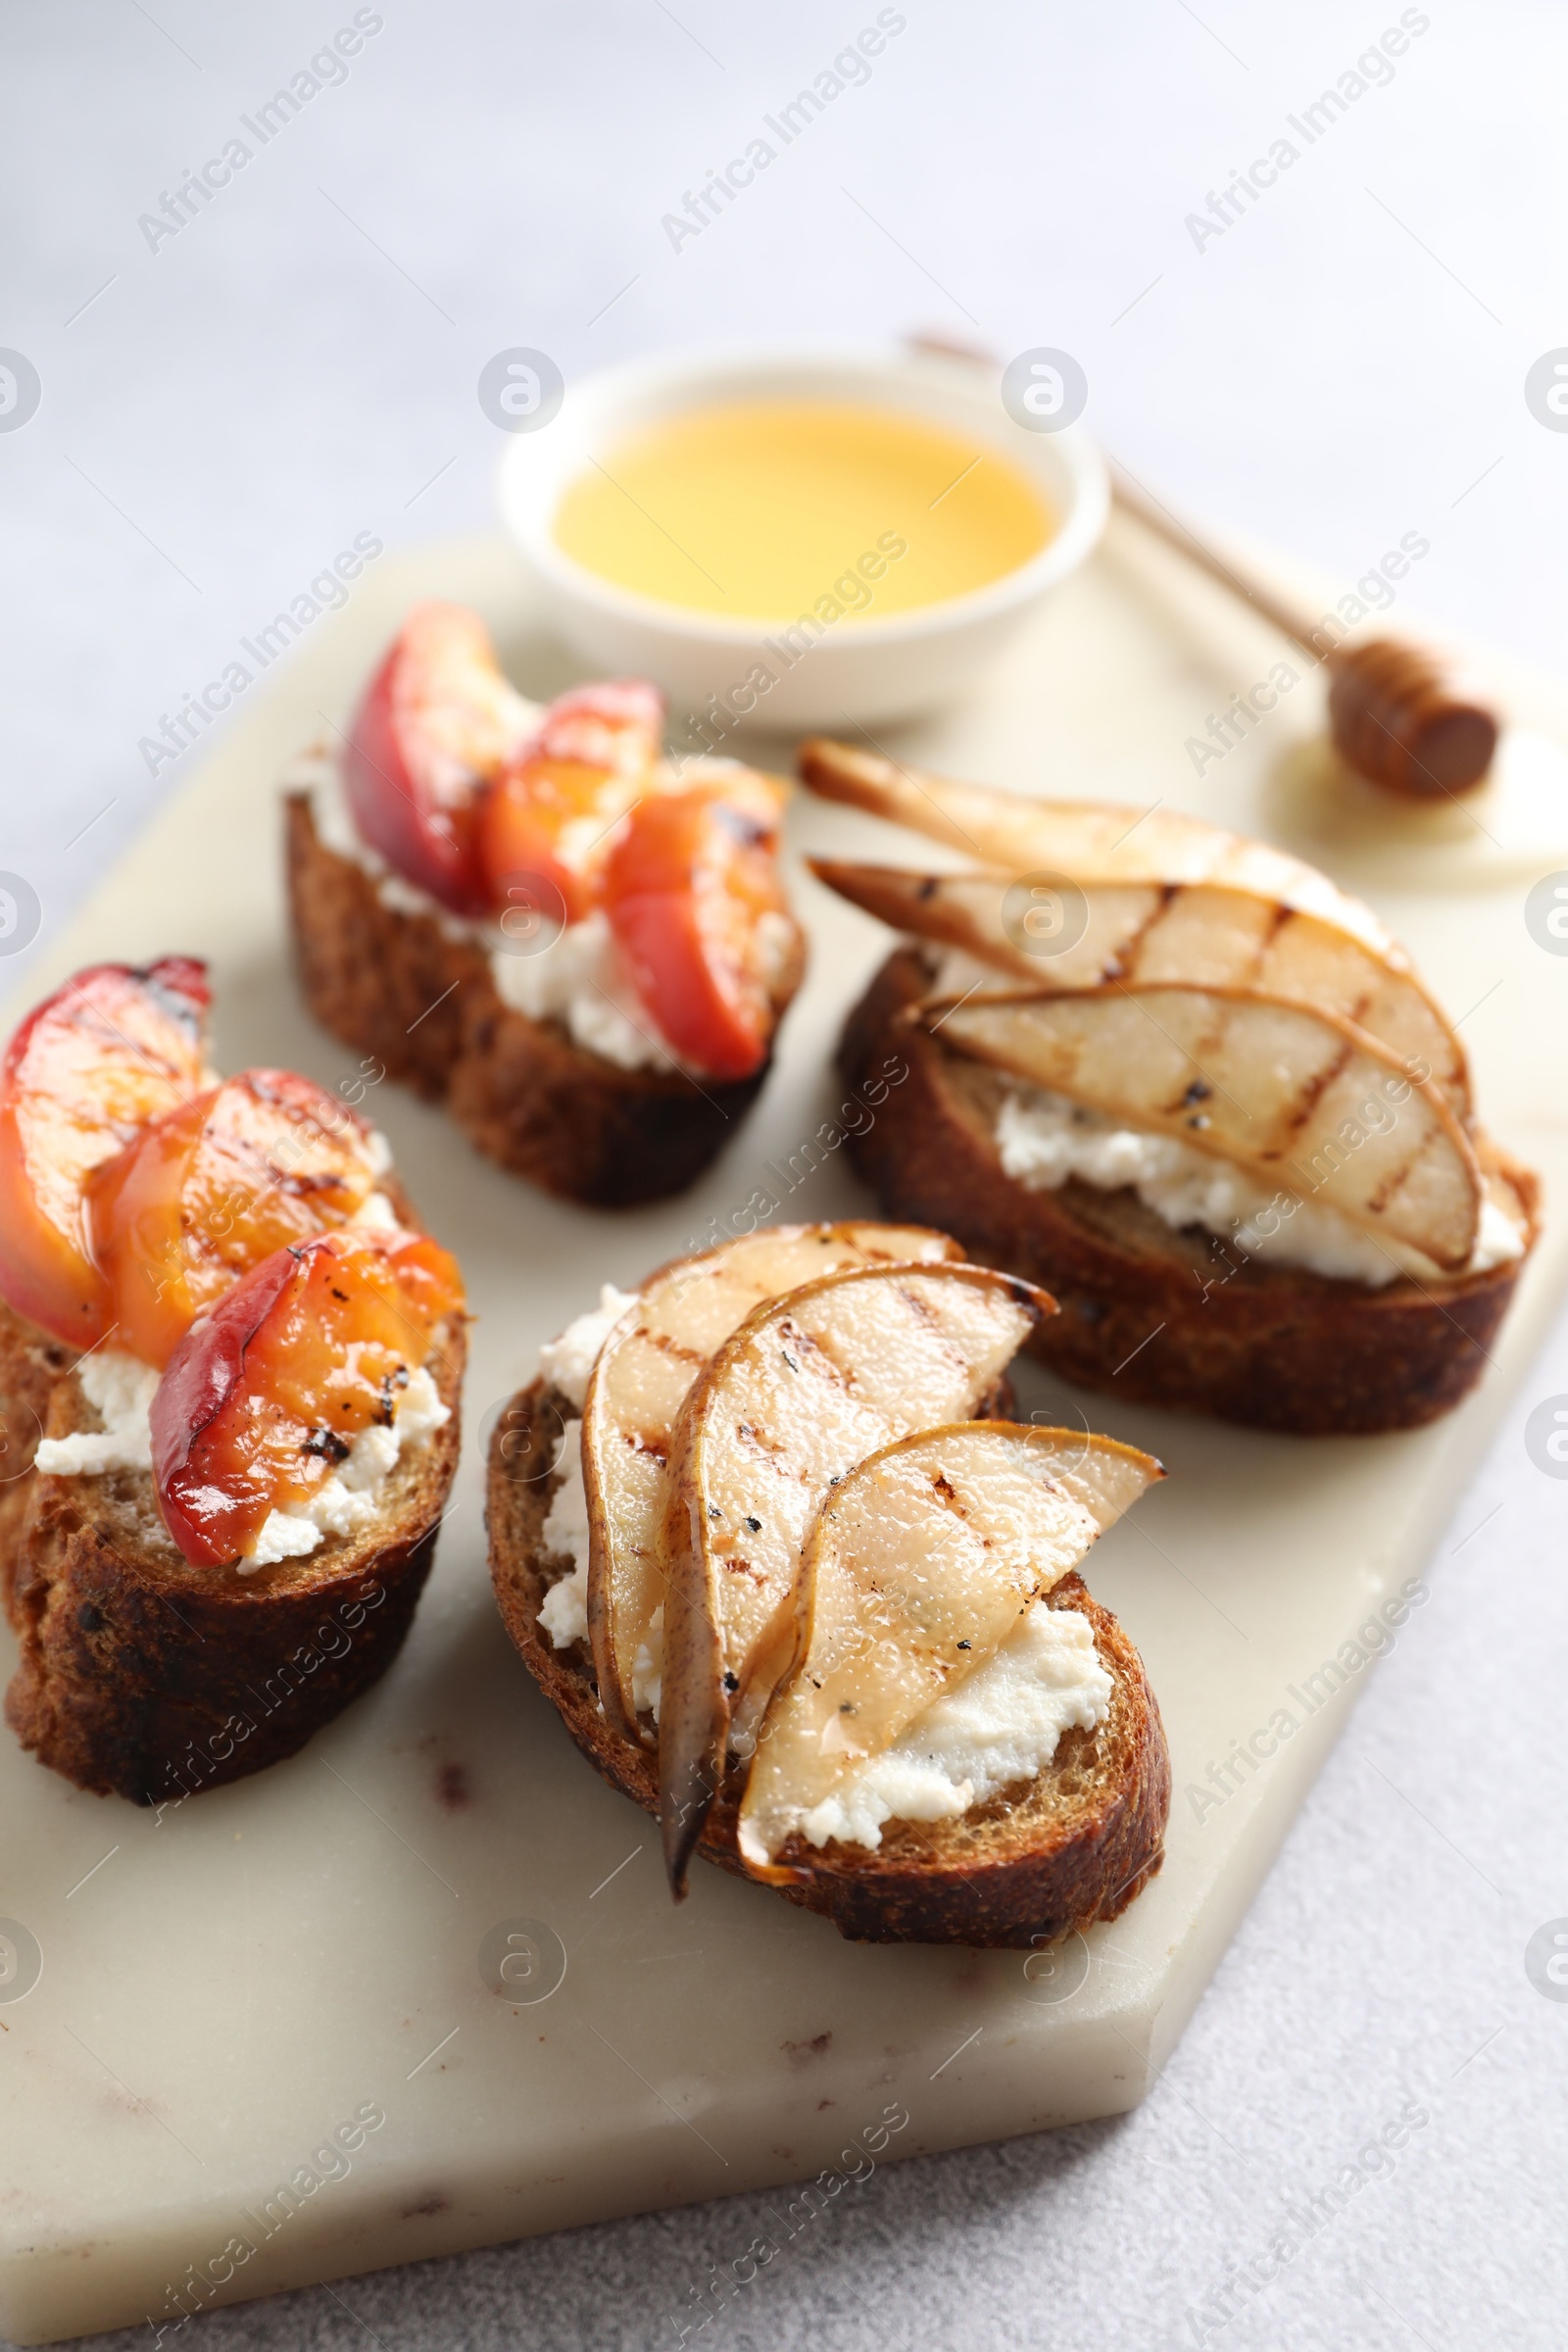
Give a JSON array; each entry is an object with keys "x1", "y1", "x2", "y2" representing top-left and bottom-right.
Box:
[{"x1": 1109, "y1": 466, "x2": 1499, "y2": 800}]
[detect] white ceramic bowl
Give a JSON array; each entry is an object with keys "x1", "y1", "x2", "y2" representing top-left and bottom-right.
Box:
[{"x1": 496, "y1": 345, "x2": 1108, "y2": 731}]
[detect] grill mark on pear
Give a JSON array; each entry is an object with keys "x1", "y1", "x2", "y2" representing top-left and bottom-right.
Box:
[
  {"x1": 1275, "y1": 1037, "x2": 1354, "y2": 1142},
  {"x1": 1260, "y1": 900, "x2": 1295, "y2": 954},
  {"x1": 879, "y1": 1279, "x2": 971, "y2": 1381},
  {"x1": 646, "y1": 1330, "x2": 708, "y2": 1367},
  {"x1": 1106, "y1": 890, "x2": 1174, "y2": 982},
  {"x1": 772, "y1": 1319, "x2": 848, "y2": 1385},
  {"x1": 1367, "y1": 1138, "x2": 1427, "y2": 1217},
  {"x1": 1365, "y1": 1152, "x2": 1416, "y2": 1215}
]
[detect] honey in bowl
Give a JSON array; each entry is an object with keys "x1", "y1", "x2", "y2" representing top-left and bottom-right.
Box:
[{"x1": 551, "y1": 400, "x2": 1054, "y2": 625}]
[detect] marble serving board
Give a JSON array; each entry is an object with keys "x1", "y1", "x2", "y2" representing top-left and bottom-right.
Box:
[{"x1": 5, "y1": 519, "x2": 1568, "y2": 2345}]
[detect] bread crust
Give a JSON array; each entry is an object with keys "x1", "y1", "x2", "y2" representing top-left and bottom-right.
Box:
[
  {"x1": 0, "y1": 1297, "x2": 465, "y2": 1805},
  {"x1": 0, "y1": 1306, "x2": 74, "y2": 1614},
  {"x1": 839, "y1": 950, "x2": 1538, "y2": 1436},
  {"x1": 487, "y1": 1378, "x2": 1169, "y2": 1948},
  {"x1": 285, "y1": 791, "x2": 803, "y2": 1209}
]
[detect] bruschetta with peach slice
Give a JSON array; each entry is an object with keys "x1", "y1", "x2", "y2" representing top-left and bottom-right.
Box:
[
  {"x1": 286, "y1": 602, "x2": 805, "y2": 1206},
  {"x1": 0, "y1": 959, "x2": 466, "y2": 1803}
]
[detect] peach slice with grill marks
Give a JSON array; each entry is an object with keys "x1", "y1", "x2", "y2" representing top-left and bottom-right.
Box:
[
  {"x1": 476, "y1": 678, "x2": 664, "y2": 928},
  {"x1": 0, "y1": 958, "x2": 210, "y2": 1348},
  {"x1": 604, "y1": 773, "x2": 794, "y2": 1080},
  {"x1": 344, "y1": 601, "x2": 538, "y2": 916},
  {"x1": 90, "y1": 1069, "x2": 386, "y2": 1369},
  {"x1": 150, "y1": 1227, "x2": 463, "y2": 1567}
]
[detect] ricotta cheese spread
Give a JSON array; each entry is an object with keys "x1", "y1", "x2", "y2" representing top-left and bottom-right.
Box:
[
  {"x1": 489, "y1": 909, "x2": 668, "y2": 1072},
  {"x1": 532, "y1": 1412, "x2": 664, "y2": 1704},
  {"x1": 992, "y1": 1082, "x2": 1525, "y2": 1289},
  {"x1": 630, "y1": 1606, "x2": 664, "y2": 1720},
  {"x1": 538, "y1": 1284, "x2": 639, "y2": 1410},
  {"x1": 537, "y1": 1417, "x2": 592, "y2": 1648},
  {"x1": 296, "y1": 746, "x2": 783, "y2": 1080},
  {"x1": 759, "y1": 1603, "x2": 1114, "y2": 1858},
  {"x1": 534, "y1": 1285, "x2": 642, "y2": 1649},
  {"x1": 33, "y1": 1350, "x2": 161, "y2": 1477}
]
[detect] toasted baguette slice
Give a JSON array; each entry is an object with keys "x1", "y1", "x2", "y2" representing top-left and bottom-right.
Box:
[
  {"x1": 488, "y1": 1379, "x2": 1169, "y2": 1948},
  {"x1": 0, "y1": 1295, "x2": 465, "y2": 1806},
  {"x1": 285, "y1": 790, "x2": 804, "y2": 1209},
  {"x1": 838, "y1": 950, "x2": 1538, "y2": 1436},
  {"x1": 0, "y1": 1308, "x2": 74, "y2": 1608}
]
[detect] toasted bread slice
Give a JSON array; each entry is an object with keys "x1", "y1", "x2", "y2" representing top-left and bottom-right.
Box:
[
  {"x1": 487, "y1": 1378, "x2": 1169, "y2": 1948},
  {"x1": 285, "y1": 790, "x2": 804, "y2": 1208},
  {"x1": 0, "y1": 1305, "x2": 74, "y2": 1610},
  {"x1": 0, "y1": 1294, "x2": 465, "y2": 1806},
  {"x1": 838, "y1": 950, "x2": 1538, "y2": 1435}
]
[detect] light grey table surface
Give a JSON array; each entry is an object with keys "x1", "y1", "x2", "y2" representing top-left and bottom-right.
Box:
[{"x1": 3, "y1": 5, "x2": 1566, "y2": 2346}]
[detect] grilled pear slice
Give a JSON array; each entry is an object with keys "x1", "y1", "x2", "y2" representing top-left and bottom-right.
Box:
[
  {"x1": 737, "y1": 1421, "x2": 1162, "y2": 1872},
  {"x1": 581, "y1": 1222, "x2": 961, "y2": 1743},
  {"x1": 810, "y1": 859, "x2": 1469, "y2": 1120},
  {"x1": 659, "y1": 1262, "x2": 1055, "y2": 1892},
  {"x1": 798, "y1": 738, "x2": 1391, "y2": 951},
  {"x1": 933, "y1": 986, "x2": 1482, "y2": 1272}
]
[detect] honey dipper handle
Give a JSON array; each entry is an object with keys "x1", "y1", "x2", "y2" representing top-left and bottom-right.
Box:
[{"x1": 1109, "y1": 466, "x2": 1319, "y2": 655}]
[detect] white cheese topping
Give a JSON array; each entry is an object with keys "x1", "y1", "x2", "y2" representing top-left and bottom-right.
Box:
[
  {"x1": 534, "y1": 1417, "x2": 665, "y2": 1694},
  {"x1": 535, "y1": 1292, "x2": 645, "y2": 1651},
  {"x1": 33, "y1": 1350, "x2": 161, "y2": 1476},
  {"x1": 537, "y1": 1418, "x2": 591, "y2": 1647},
  {"x1": 993, "y1": 1082, "x2": 1525, "y2": 1289},
  {"x1": 778, "y1": 1603, "x2": 1113, "y2": 1855},
  {"x1": 351, "y1": 1189, "x2": 400, "y2": 1230},
  {"x1": 538, "y1": 1284, "x2": 640, "y2": 1410},
  {"x1": 489, "y1": 908, "x2": 670, "y2": 1072},
  {"x1": 754, "y1": 907, "x2": 799, "y2": 989},
  {"x1": 630, "y1": 1605, "x2": 664, "y2": 1719}
]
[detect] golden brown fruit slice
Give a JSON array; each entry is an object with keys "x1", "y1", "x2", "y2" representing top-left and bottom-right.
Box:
[
  {"x1": 151, "y1": 1226, "x2": 464, "y2": 1566},
  {"x1": 92, "y1": 1068, "x2": 385, "y2": 1368},
  {"x1": 810, "y1": 859, "x2": 1469, "y2": 1120},
  {"x1": 0, "y1": 958, "x2": 211, "y2": 1348},
  {"x1": 798, "y1": 738, "x2": 1391, "y2": 950},
  {"x1": 737, "y1": 1421, "x2": 1163, "y2": 1871},
  {"x1": 934, "y1": 986, "x2": 1482, "y2": 1272},
  {"x1": 659, "y1": 1261, "x2": 1056, "y2": 1891},
  {"x1": 582, "y1": 1221, "x2": 962, "y2": 1742}
]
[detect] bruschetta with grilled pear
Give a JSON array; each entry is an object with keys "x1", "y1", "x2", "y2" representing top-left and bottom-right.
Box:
[
  {"x1": 488, "y1": 1224, "x2": 1169, "y2": 1947},
  {"x1": 802, "y1": 738, "x2": 1537, "y2": 1434}
]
